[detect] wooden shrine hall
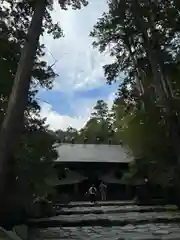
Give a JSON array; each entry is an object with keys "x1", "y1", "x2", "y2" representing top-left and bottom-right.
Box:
[{"x1": 46, "y1": 143, "x2": 134, "y2": 201}]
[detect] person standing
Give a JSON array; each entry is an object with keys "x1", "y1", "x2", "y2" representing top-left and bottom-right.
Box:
[
  {"x1": 99, "y1": 181, "x2": 107, "y2": 201},
  {"x1": 87, "y1": 184, "x2": 97, "y2": 203}
]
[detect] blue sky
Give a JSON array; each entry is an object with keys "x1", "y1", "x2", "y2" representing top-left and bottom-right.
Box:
[{"x1": 39, "y1": 0, "x2": 118, "y2": 130}]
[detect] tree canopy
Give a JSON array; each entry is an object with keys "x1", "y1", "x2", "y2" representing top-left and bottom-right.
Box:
[
  {"x1": 0, "y1": 0, "x2": 87, "y2": 205},
  {"x1": 53, "y1": 0, "x2": 180, "y2": 200},
  {"x1": 89, "y1": 0, "x2": 180, "y2": 193},
  {"x1": 3, "y1": 0, "x2": 180, "y2": 214},
  {"x1": 0, "y1": 0, "x2": 89, "y2": 197}
]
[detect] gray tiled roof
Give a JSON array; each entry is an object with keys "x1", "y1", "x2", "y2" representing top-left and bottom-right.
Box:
[{"x1": 55, "y1": 144, "x2": 132, "y2": 163}]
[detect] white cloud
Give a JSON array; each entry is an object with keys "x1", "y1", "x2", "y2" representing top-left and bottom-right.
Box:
[
  {"x1": 39, "y1": 0, "x2": 117, "y2": 131},
  {"x1": 40, "y1": 102, "x2": 90, "y2": 131},
  {"x1": 41, "y1": 0, "x2": 113, "y2": 92}
]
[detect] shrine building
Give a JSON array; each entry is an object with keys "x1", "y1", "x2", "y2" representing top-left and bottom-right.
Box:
[{"x1": 46, "y1": 143, "x2": 134, "y2": 201}]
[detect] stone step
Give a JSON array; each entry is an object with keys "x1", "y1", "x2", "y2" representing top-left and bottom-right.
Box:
[
  {"x1": 28, "y1": 212, "x2": 180, "y2": 228},
  {"x1": 57, "y1": 205, "x2": 178, "y2": 215},
  {"x1": 54, "y1": 201, "x2": 134, "y2": 209},
  {"x1": 0, "y1": 227, "x2": 23, "y2": 240},
  {"x1": 29, "y1": 225, "x2": 180, "y2": 240}
]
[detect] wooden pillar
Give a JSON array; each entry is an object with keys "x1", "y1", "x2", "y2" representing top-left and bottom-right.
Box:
[
  {"x1": 125, "y1": 184, "x2": 131, "y2": 199},
  {"x1": 74, "y1": 183, "x2": 79, "y2": 200}
]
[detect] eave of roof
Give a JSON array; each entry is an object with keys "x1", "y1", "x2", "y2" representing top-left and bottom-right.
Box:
[{"x1": 45, "y1": 170, "x2": 87, "y2": 186}]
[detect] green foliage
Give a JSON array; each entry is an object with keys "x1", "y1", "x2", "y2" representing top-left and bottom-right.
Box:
[
  {"x1": 55, "y1": 127, "x2": 79, "y2": 142},
  {"x1": 0, "y1": 0, "x2": 90, "y2": 203},
  {"x1": 91, "y1": 100, "x2": 109, "y2": 120},
  {"x1": 90, "y1": 0, "x2": 180, "y2": 194},
  {"x1": 58, "y1": 0, "x2": 88, "y2": 10},
  {"x1": 0, "y1": 1, "x2": 61, "y2": 199},
  {"x1": 78, "y1": 100, "x2": 114, "y2": 144},
  {"x1": 16, "y1": 124, "x2": 58, "y2": 197},
  {"x1": 55, "y1": 100, "x2": 116, "y2": 144}
]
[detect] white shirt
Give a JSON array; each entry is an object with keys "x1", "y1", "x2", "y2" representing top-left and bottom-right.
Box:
[{"x1": 88, "y1": 187, "x2": 97, "y2": 195}]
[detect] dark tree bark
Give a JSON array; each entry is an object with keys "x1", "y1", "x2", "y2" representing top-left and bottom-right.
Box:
[{"x1": 0, "y1": 0, "x2": 46, "y2": 193}]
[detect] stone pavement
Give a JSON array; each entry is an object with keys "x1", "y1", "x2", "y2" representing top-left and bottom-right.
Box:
[{"x1": 29, "y1": 201, "x2": 180, "y2": 239}]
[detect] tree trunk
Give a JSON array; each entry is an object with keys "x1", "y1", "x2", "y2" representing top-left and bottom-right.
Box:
[
  {"x1": 124, "y1": 32, "x2": 146, "y2": 109},
  {"x1": 132, "y1": 0, "x2": 167, "y2": 105},
  {"x1": 0, "y1": 0, "x2": 46, "y2": 193},
  {"x1": 144, "y1": 0, "x2": 180, "y2": 163},
  {"x1": 133, "y1": 0, "x2": 180, "y2": 165}
]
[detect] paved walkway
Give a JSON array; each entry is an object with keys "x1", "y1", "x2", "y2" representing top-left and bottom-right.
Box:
[{"x1": 29, "y1": 201, "x2": 180, "y2": 239}]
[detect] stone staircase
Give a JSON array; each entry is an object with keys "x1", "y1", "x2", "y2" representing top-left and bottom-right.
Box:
[{"x1": 28, "y1": 201, "x2": 180, "y2": 239}]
